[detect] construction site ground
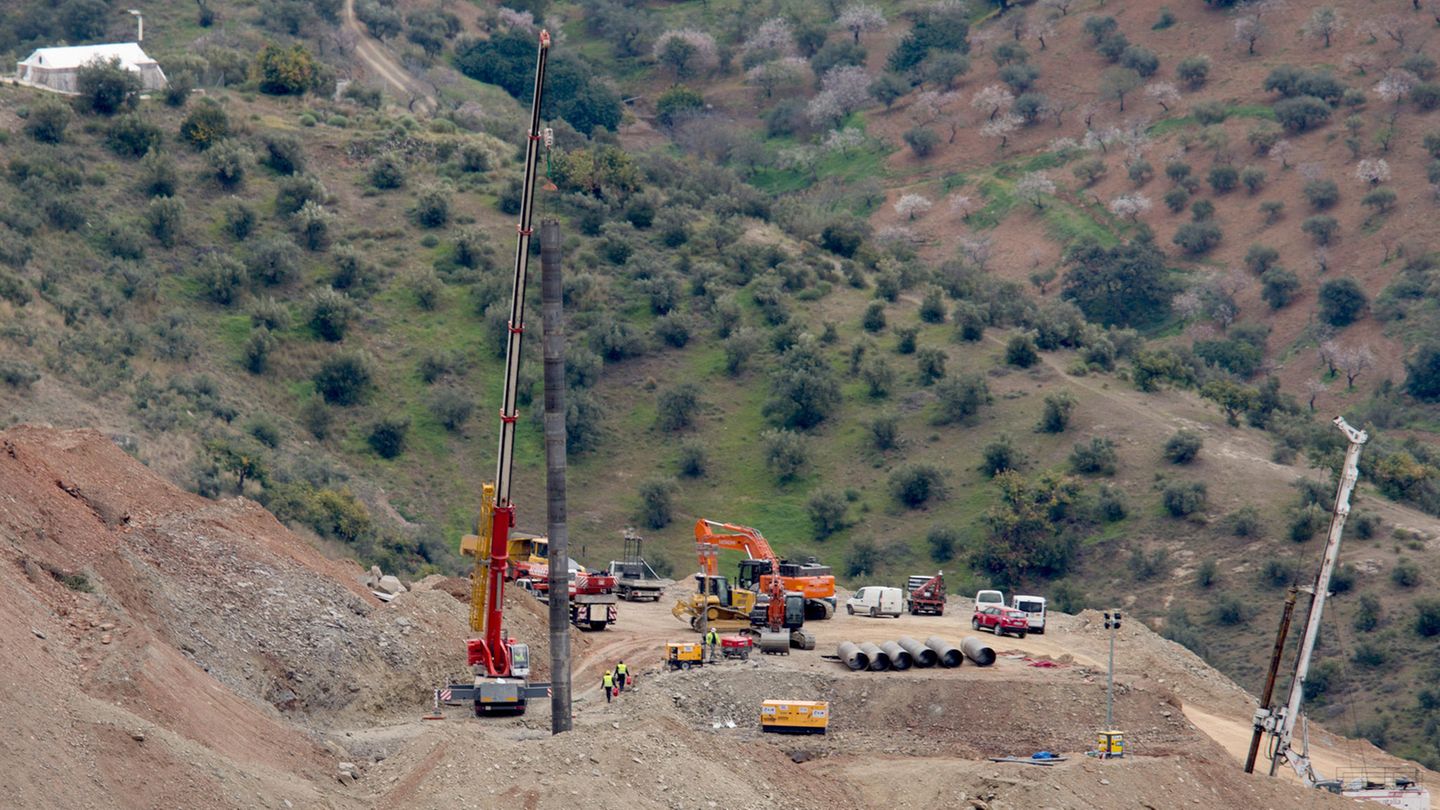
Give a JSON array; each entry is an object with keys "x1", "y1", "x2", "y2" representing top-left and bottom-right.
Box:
[{"x1": 0, "y1": 426, "x2": 1428, "y2": 809}]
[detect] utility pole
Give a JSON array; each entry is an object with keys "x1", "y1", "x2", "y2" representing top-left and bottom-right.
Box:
[
  {"x1": 541, "y1": 219, "x2": 571, "y2": 734},
  {"x1": 1103, "y1": 610, "x2": 1122, "y2": 742}
]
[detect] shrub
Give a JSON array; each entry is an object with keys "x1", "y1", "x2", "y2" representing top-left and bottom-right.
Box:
[
  {"x1": 1070, "y1": 437, "x2": 1118, "y2": 475},
  {"x1": 895, "y1": 327, "x2": 918, "y2": 355},
  {"x1": 145, "y1": 197, "x2": 186, "y2": 247},
  {"x1": 105, "y1": 114, "x2": 162, "y2": 157},
  {"x1": 1416, "y1": 599, "x2": 1440, "y2": 637},
  {"x1": 300, "y1": 397, "x2": 332, "y2": 440},
  {"x1": 654, "y1": 314, "x2": 690, "y2": 348},
  {"x1": 1211, "y1": 593, "x2": 1248, "y2": 626},
  {"x1": 1303, "y1": 179, "x2": 1339, "y2": 210},
  {"x1": 76, "y1": 58, "x2": 141, "y2": 115},
  {"x1": 846, "y1": 540, "x2": 879, "y2": 578},
  {"x1": 369, "y1": 154, "x2": 406, "y2": 189},
  {"x1": 0, "y1": 359, "x2": 41, "y2": 389},
  {"x1": 1354, "y1": 593, "x2": 1381, "y2": 632},
  {"x1": 313, "y1": 352, "x2": 374, "y2": 405},
  {"x1": 428, "y1": 388, "x2": 473, "y2": 432},
  {"x1": 1038, "y1": 391, "x2": 1075, "y2": 433},
  {"x1": 1207, "y1": 165, "x2": 1238, "y2": 193},
  {"x1": 206, "y1": 139, "x2": 249, "y2": 189},
  {"x1": 1289, "y1": 504, "x2": 1326, "y2": 541},
  {"x1": 1301, "y1": 215, "x2": 1338, "y2": 246},
  {"x1": 1072, "y1": 158, "x2": 1107, "y2": 187},
  {"x1": 1193, "y1": 100, "x2": 1228, "y2": 125},
  {"x1": 904, "y1": 126, "x2": 940, "y2": 158},
  {"x1": 1260, "y1": 558, "x2": 1297, "y2": 588},
  {"x1": 1240, "y1": 166, "x2": 1266, "y2": 194},
  {"x1": 256, "y1": 44, "x2": 317, "y2": 95},
  {"x1": 1273, "y1": 96, "x2": 1331, "y2": 132},
  {"x1": 294, "y1": 201, "x2": 333, "y2": 251},
  {"x1": 247, "y1": 237, "x2": 301, "y2": 286},
  {"x1": 808, "y1": 491, "x2": 849, "y2": 539},
  {"x1": 1227, "y1": 506, "x2": 1262, "y2": 537},
  {"x1": 199, "y1": 255, "x2": 247, "y2": 306},
  {"x1": 917, "y1": 347, "x2": 946, "y2": 385},
  {"x1": 1176, "y1": 55, "x2": 1211, "y2": 88},
  {"x1": 262, "y1": 134, "x2": 306, "y2": 175},
  {"x1": 861, "y1": 356, "x2": 895, "y2": 398},
  {"x1": 179, "y1": 100, "x2": 230, "y2": 149},
  {"x1": 762, "y1": 429, "x2": 809, "y2": 483},
  {"x1": 1163, "y1": 481, "x2": 1207, "y2": 517},
  {"x1": 1406, "y1": 344, "x2": 1440, "y2": 401},
  {"x1": 1096, "y1": 484, "x2": 1127, "y2": 521},
  {"x1": 308, "y1": 289, "x2": 357, "y2": 341},
  {"x1": 1130, "y1": 548, "x2": 1171, "y2": 581},
  {"x1": 677, "y1": 441, "x2": 707, "y2": 477},
  {"x1": 1121, "y1": 45, "x2": 1159, "y2": 77},
  {"x1": 1244, "y1": 244, "x2": 1280, "y2": 275},
  {"x1": 276, "y1": 174, "x2": 327, "y2": 217},
  {"x1": 1173, "y1": 222, "x2": 1222, "y2": 255},
  {"x1": 656, "y1": 383, "x2": 701, "y2": 431},
  {"x1": 367, "y1": 417, "x2": 409, "y2": 458},
  {"x1": 140, "y1": 149, "x2": 177, "y2": 197},
  {"x1": 1317, "y1": 278, "x2": 1366, "y2": 326},
  {"x1": 1362, "y1": 188, "x2": 1397, "y2": 215},
  {"x1": 1005, "y1": 334, "x2": 1039, "y2": 368},
  {"x1": 24, "y1": 100, "x2": 72, "y2": 143},
  {"x1": 1393, "y1": 558, "x2": 1422, "y2": 588},
  {"x1": 889, "y1": 464, "x2": 948, "y2": 507},
  {"x1": 1163, "y1": 187, "x2": 1190, "y2": 213},
  {"x1": 1195, "y1": 558, "x2": 1218, "y2": 589},
  {"x1": 927, "y1": 526, "x2": 959, "y2": 562},
  {"x1": 1163, "y1": 430, "x2": 1203, "y2": 464},
  {"x1": 869, "y1": 415, "x2": 899, "y2": 451},
  {"x1": 919, "y1": 288, "x2": 947, "y2": 323},
  {"x1": 979, "y1": 435, "x2": 1022, "y2": 477},
  {"x1": 933, "y1": 373, "x2": 990, "y2": 425},
  {"x1": 862, "y1": 301, "x2": 887, "y2": 332},
  {"x1": 413, "y1": 184, "x2": 452, "y2": 228}
]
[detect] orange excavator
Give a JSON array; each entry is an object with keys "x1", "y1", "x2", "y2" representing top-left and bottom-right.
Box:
[{"x1": 693, "y1": 519, "x2": 837, "y2": 620}]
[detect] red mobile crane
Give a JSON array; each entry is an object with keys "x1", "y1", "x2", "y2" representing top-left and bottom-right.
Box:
[{"x1": 448, "y1": 30, "x2": 553, "y2": 716}]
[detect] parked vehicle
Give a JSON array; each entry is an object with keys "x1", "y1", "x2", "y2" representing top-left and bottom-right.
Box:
[
  {"x1": 974, "y1": 589, "x2": 1005, "y2": 608},
  {"x1": 972, "y1": 605, "x2": 1029, "y2": 638},
  {"x1": 905, "y1": 572, "x2": 945, "y2": 615},
  {"x1": 846, "y1": 586, "x2": 903, "y2": 618},
  {"x1": 1011, "y1": 595, "x2": 1047, "y2": 634}
]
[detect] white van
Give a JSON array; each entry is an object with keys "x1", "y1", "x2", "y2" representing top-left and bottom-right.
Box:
[
  {"x1": 847, "y1": 586, "x2": 903, "y2": 618},
  {"x1": 975, "y1": 589, "x2": 1005, "y2": 609},
  {"x1": 1011, "y1": 595, "x2": 1047, "y2": 634}
]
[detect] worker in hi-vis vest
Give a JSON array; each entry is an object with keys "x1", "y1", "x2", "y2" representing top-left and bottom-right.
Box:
[
  {"x1": 705, "y1": 628, "x2": 719, "y2": 662},
  {"x1": 615, "y1": 660, "x2": 628, "y2": 693},
  {"x1": 602, "y1": 669, "x2": 614, "y2": 703}
]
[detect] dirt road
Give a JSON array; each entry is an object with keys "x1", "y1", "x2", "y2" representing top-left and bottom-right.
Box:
[{"x1": 343, "y1": 0, "x2": 436, "y2": 114}]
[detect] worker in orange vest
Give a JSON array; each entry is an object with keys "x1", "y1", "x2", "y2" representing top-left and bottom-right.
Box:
[{"x1": 602, "y1": 669, "x2": 614, "y2": 703}]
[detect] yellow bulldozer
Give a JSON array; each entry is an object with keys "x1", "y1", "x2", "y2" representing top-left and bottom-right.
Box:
[{"x1": 671, "y1": 573, "x2": 758, "y2": 632}]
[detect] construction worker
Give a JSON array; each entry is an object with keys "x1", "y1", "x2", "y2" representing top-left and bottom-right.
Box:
[
  {"x1": 615, "y1": 660, "x2": 628, "y2": 693},
  {"x1": 705, "y1": 628, "x2": 720, "y2": 662},
  {"x1": 602, "y1": 669, "x2": 615, "y2": 703}
]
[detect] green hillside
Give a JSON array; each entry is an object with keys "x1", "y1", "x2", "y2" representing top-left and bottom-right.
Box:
[{"x1": 5, "y1": 0, "x2": 1440, "y2": 767}]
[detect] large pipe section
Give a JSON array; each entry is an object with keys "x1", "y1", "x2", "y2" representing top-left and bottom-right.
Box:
[
  {"x1": 858, "y1": 642, "x2": 891, "y2": 672},
  {"x1": 924, "y1": 636, "x2": 963, "y2": 668},
  {"x1": 541, "y1": 219, "x2": 571, "y2": 733},
  {"x1": 836, "y1": 641, "x2": 870, "y2": 671},
  {"x1": 897, "y1": 636, "x2": 938, "y2": 668},
  {"x1": 961, "y1": 636, "x2": 996, "y2": 667},
  {"x1": 880, "y1": 641, "x2": 913, "y2": 670}
]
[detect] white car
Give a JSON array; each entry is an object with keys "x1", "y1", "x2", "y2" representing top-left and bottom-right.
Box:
[
  {"x1": 974, "y1": 589, "x2": 1005, "y2": 609},
  {"x1": 847, "y1": 586, "x2": 903, "y2": 618},
  {"x1": 1011, "y1": 595, "x2": 1047, "y2": 634}
]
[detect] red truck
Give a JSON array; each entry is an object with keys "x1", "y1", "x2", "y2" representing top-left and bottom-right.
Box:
[
  {"x1": 905, "y1": 572, "x2": 945, "y2": 615},
  {"x1": 972, "y1": 605, "x2": 1030, "y2": 639}
]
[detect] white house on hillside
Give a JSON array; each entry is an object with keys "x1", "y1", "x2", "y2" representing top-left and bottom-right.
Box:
[{"x1": 16, "y1": 43, "x2": 167, "y2": 95}]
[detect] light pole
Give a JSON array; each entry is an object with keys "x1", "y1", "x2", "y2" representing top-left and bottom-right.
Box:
[
  {"x1": 128, "y1": 9, "x2": 143, "y2": 43},
  {"x1": 1104, "y1": 610, "x2": 1122, "y2": 731}
]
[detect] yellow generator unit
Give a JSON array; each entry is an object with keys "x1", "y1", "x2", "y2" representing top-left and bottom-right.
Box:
[
  {"x1": 760, "y1": 700, "x2": 829, "y2": 735},
  {"x1": 666, "y1": 642, "x2": 704, "y2": 670},
  {"x1": 1097, "y1": 730, "x2": 1125, "y2": 758}
]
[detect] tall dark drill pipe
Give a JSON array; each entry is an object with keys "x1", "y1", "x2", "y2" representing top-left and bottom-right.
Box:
[{"x1": 541, "y1": 219, "x2": 571, "y2": 733}]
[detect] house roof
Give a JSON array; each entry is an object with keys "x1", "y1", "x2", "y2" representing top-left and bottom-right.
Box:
[{"x1": 18, "y1": 43, "x2": 157, "y2": 71}]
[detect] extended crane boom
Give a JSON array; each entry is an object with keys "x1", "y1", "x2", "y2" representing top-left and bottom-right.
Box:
[{"x1": 455, "y1": 29, "x2": 552, "y2": 716}]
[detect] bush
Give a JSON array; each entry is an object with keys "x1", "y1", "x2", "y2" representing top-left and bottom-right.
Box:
[
  {"x1": 1362, "y1": 188, "x2": 1397, "y2": 216},
  {"x1": 927, "y1": 526, "x2": 959, "y2": 562},
  {"x1": 425, "y1": 388, "x2": 472, "y2": 432},
  {"x1": 199, "y1": 255, "x2": 247, "y2": 306},
  {"x1": 308, "y1": 289, "x2": 357, "y2": 341},
  {"x1": 1038, "y1": 391, "x2": 1075, "y2": 433},
  {"x1": 1273, "y1": 95, "x2": 1331, "y2": 132},
  {"x1": 677, "y1": 441, "x2": 707, "y2": 478},
  {"x1": 1260, "y1": 267, "x2": 1300, "y2": 309},
  {"x1": 890, "y1": 464, "x2": 948, "y2": 508},
  {"x1": 1005, "y1": 334, "x2": 1039, "y2": 367},
  {"x1": 413, "y1": 184, "x2": 452, "y2": 228},
  {"x1": 1240, "y1": 166, "x2": 1266, "y2": 194},
  {"x1": 1289, "y1": 504, "x2": 1326, "y2": 541},
  {"x1": 904, "y1": 126, "x2": 940, "y2": 158},
  {"x1": 861, "y1": 356, "x2": 895, "y2": 398},
  {"x1": 1211, "y1": 593, "x2": 1249, "y2": 626},
  {"x1": 179, "y1": 101, "x2": 230, "y2": 149},
  {"x1": 262, "y1": 134, "x2": 306, "y2": 175},
  {"x1": 369, "y1": 154, "x2": 406, "y2": 189},
  {"x1": 276, "y1": 174, "x2": 327, "y2": 217},
  {"x1": 655, "y1": 383, "x2": 701, "y2": 431},
  {"x1": 1406, "y1": 344, "x2": 1440, "y2": 401},
  {"x1": 1301, "y1": 215, "x2": 1338, "y2": 246},
  {"x1": 1173, "y1": 221, "x2": 1222, "y2": 255},
  {"x1": 1070, "y1": 437, "x2": 1118, "y2": 475},
  {"x1": 1163, "y1": 481, "x2": 1207, "y2": 517},
  {"x1": 1163, "y1": 430, "x2": 1203, "y2": 464},
  {"x1": 256, "y1": 44, "x2": 317, "y2": 95},
  {"x1": 917, "y1": 347, "x2": 947, "y2": 385},
  {"x1": 1130, "y1": 548, "x2": 1171, "y2": 581},
  {"x1": 367, "y1": 417, "x2": 409, "y2": 458},
  {"x1": 206, "y1": 139, "x2": 249, "y2": 189},
  {"x1": 313, "y1": 352, "x2": 374, "y2": 405},
  {"x1": 295, "y1": 201, "x2": 333, "y2": 251},
  {"x1": 654, "y1": 314, "x2": 690, "y2": 348},
  {"x1": 1163, "y1": 187, "x2": 1190, "y2": 213},
  {"x1": 979, "y1": 435, "x2": 1022, "y2": 477},
  {"x1": 762, "y1": 429, "x2": 809, "y2": 483},
  {"x1": 1354, "y1": 593, "x2": 1381, "y2": 631},
  {"x1": 1195, "y1": 558, "x2": 1218, "y2": 589},
  {"x1": 933, "y1": 373, "x2": 990, "y2": 425},
  {"x1": 0, "y1": 359, "x2": 41, "y2": 389},
  {"x1": 1207, "y1": 165, "x2": 1238, "y2": 193},
  {"x1": 862, "y1": 301, "x2": 887, "y2": 332},
  {"x1": 1317, "y1": 278, "x2": 1366, "y2": 326},
  {"x1": 1416, "y1": 599, "x2": 1440, "y2": 637},
  {"x1": 145, "y1": 197, "x2": 185, "y2": 247},
  {"x1": 1304, "y1": 179, "x2": 1339, "y2": 210},
  {"x1": 1260, "y1": 558, "x2": 1297, "y2": 588},
  {"x1": 846, "y1": 540, "x2": 879, "y2": 578},
  {"x1": 869, "y1": 415, "x2": 899, "y2": 451},
  {"x1": 24, "y1": 100, "x2": 72, "y2": 143},
  {"x1": 1097, "y1": 484, "x2": 1127, "y2": 521},
  {"x1": 105, "y1": 114, "x2": 162, "y2": 158},
  {"x1": 895, "y1": 327, "x2": 918, "y2": 355},
  {"x1": 76, "y1": 58, "x2": 141, "y2": 115},
  {"x1": 808, "y1": 491, "x2": 849, "y2": 539},
  {"x1": 246, "y1": 237, "x2": 301, "y2": 286},
  {"x1": 1227, "y1": 506, "x2": 1262, "y2": 537},
  {"x1": 919, "y1": 288, "x2": 947, "y2": 324},
  {"x1": 1393, "y1": 558, "x2": 1422, "y2": 588},
  {"x1": 1176, "y1": 55, "x2": 1211, "y2": 88}
]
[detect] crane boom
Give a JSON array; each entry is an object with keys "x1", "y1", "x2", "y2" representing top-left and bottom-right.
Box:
[{"x1": 460, "y1": 30, "x2": 550, "y2": 699}]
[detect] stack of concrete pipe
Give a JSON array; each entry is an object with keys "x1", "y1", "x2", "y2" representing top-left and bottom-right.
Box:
[{"x1": 834, "y1": 636, "x2": 994, "y2": 671}]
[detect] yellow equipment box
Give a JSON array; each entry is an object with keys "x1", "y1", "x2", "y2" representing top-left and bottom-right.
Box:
[
  {"x1": 760, "y1": 700, "x2": 829, "y2": 735},
  {"x1": 666, "y1": 642, "x2": 703, "y2": 670},
  {"x1": 1097, "y1": 730, "x2": 1124, "y2": 758}
]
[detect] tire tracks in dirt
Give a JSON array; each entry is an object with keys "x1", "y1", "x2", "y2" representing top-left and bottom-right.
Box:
[{"x1": 343, "y1": 0, "x2": 436, "y2": 114}]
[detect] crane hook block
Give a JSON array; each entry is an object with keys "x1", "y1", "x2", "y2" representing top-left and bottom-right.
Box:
[{"x1": 539, "y1": 30, "x2": 551, "y2": 49}]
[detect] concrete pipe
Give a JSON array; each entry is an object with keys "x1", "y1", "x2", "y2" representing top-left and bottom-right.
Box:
[
  {"x1": 858, "y1": 642, "x2": 891, "y2": 672},
  {"x1": 924, "y1": 636, "x2": 964, "y2": 668},
  {"x1": 836, "y1": 641, "x2": 870, "y2": 671},
  {"x1": 897, "y1": 636, "x2": 938, "y2": 668},
  {"x1": 961, "y1": 636, "x2": 996, "y2": 667},
  {"x1": 880, "y1": 641, "x2": 913, "y2": 671}
]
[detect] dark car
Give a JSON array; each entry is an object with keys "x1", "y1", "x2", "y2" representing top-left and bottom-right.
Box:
[{"x1": 972, "y1": 605, "x2": 1029, "y2": 638}]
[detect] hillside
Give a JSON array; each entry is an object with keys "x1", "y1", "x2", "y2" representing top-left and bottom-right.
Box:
[{"x1": 4, "y1": 0, "x2": 1440, "y2": 771}]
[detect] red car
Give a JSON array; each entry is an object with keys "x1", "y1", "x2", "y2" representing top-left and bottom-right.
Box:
[{"x1": 972, "y1": 605, "x2": 1029, "y2": 638}]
